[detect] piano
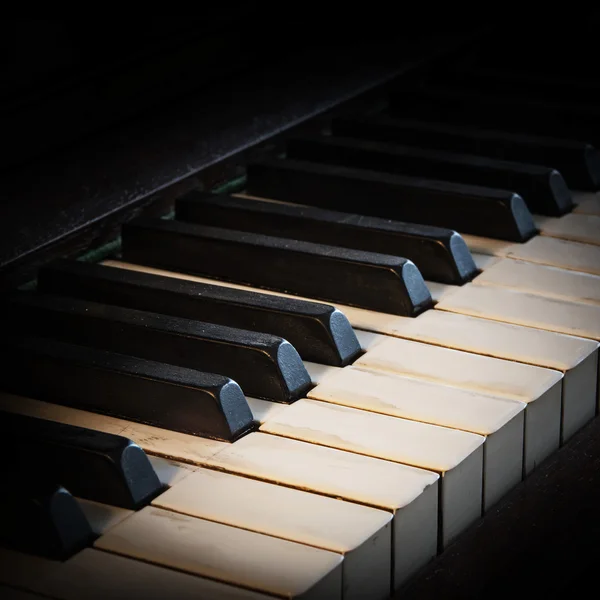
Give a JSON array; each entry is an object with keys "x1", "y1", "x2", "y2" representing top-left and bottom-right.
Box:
[{"x1": 1, "y1": 12, "x2": 600, "y2": 600}]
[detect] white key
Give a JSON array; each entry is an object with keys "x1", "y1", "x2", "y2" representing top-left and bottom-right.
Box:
[
  {"x1": 364, "y1": 310, "x2": 599, "y2": 443},
  {"x1": 147, "y1": 455, "x2": 197, "y2": 487},
  {"x1": 303, "y1": 364, "x2": 524, "y2": 511},
  {"x1": 534, "y1": 213, "x2": 600, "y2": 246},
  {"x1": 573, "y1": 191, "x2": 600, "y2": 216},
  {"x1": 254, "y1": 397, "x2": 484, "y2": 547},
  {"x1": 77, "y1": 499, "x2": 132, "y2": 536},
  {"x1": 0, "y1": 547, "x2": 273, "y2": 600},
  {"x1": 95, "y1": 506, "x2": 344, "y2": 600},
  {"x1": 436, "y1": 284, "x2": 600, "y2": 342},
  {"x1": 354, "y1": 332, "x2": 563, "y2": 474},
  {"x1": 154, "y1": 467, "x2": 392, "y2": 600},
  {"x1": 462, "y1": 235, "x2": 600, "y2": 276},
  {"x1": 0, "y1": 394, "x2": 440, "y2": 590},
  {"x1": 472, "y1": 258, "x2": 600, "y2": 306}
]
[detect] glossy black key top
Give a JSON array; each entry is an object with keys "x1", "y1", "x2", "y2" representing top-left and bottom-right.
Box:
[
  {"x1": 176, "y1": 191, "x2": 478, "y2": 285},
  {"x1": 0, "y1": 477, "x2": 94, "y2": 560},
  {"x1": 3, "y1": 291, "x2": 311, "y2": 403},
  {"x1": 331, "y1": 116, "x2": 600, "y2": 191},
  {"x1": 121, "y1": 217, "x2": 433, "y2": 317},
  {"x1": 246, "y1": 158, "x2": 537, "y2": 242},
  {"x1": 286, "y1": 135, "x2": 573, "y2": 216},
  {"x1": 38, "y1": 260, "x2": 361, "y2": 367},
  {"x1": 0, "y1": 411, "x2": 163, "y2": 509},
  {"x1": 0, "y1": 336, "x2": 255, "y2": 442}
]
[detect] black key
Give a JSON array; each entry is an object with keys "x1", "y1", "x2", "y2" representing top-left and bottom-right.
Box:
[
  {"x1": 331, "y1": 116, "x2": 600, "y2": 191},
  {"x1": 0, "y1": 477, "x2": 94, "y2": 560},
  {"x1": 3, "y1": 291, "x2": 312, "y2": 403},
  {"x1": 389, "y1": 85, "x2": 600, "y2": 146},
  {"x1": 176, "y1": 191, "x2": 478, "y2": 285},
  {"x1": 38, "y1": 260, "x2": 361, "y2": 367},
  {"x1": 0, "y1": 336, "x2": 255, "y2": 443},
  {"x1": 121, "y1": 217, "x2": 433, "y2": 317},
  {"x1": 286, "y1": 135, "x2": 573, "y2": 216},
  {"x1": 0, "y1": 411, "x2": 163, "y2": 509},
  {"x1": 245, "y1": 158, "x2": 537, "y2": 242}
]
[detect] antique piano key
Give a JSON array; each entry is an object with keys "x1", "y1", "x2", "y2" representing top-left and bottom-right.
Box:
[
  {"x1": 249, "y1": 396, "x2": 484, "y2": 547},
  {"x1": 95, "y1": 507, "x2": 344, "y2": 600},
  {"x1": 534, "y1": 213, "x2": 600, "y2": 246},
  {"x1": 0, "y1": 411, "x2": 163, "y2": 509},
  {"x1": 121, "y1": 217, "x2": 433, "y2": 317},
  {"x1": 471, "y1": 259, "x2": 600, "y2": 306},
  {"x1": 38, "y1": 259, "x2": 361, "y2": 367},
  {"x1": 573, "y1": 191, "x2": 600, "y2": 216},
  {"x1": 389, "y1": 86, "x2": 600, "y2": 145},
  {"x1": 0, "y1": 336, "x2": 254, "y2": 442},
  {"x1": 176, "y1": 191, "x2": 478, "y2": 285},
  {"x1": 0, "y1": 478, "x2": 94, "y2": 560},
  {"x1": 3, "y1": 291, "x2": 311, "y2": 403},
  {"x1": 331, "y1": 116, "x2": 600, "y2": 190},
  {"x1": 245, "y1": 158, "x2": 537, "y2": 242},
  {"x1": 353, "y1": 331, "x2": 563, "y2": 475},
  {"x1": 286, "y1": 135, "x2": 573, "y2": 216},
  {"x1": 0, "y1": 547, "x2": 276, "y2": 600},
  {"x1": 300, "y1": 365, "x2": 525, "y2": 511},
  {"x1": 154, "y1": 467, "x2": 393, "y2": 600},
  {"x1": 0, "y1": 394, "x2": 440, "y2": 590}
]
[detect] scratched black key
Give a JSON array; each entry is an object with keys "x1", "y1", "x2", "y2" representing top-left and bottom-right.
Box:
[
  {"x1": 0, "y1": 336, "x2": 255, "y2": 442},
  {"x1": 176, "y1": 191, "x2": 478, "y2": 285},
  {"x1": 0, "y1": 476, "x2": 94, "y2": 560},
  {"x1": 286, "y1": 135, "x2": 573, "y2": 216},
  {"x1": 3, "y1": 291, "x2": 312, "y2": 403},
  {"x1": 331, "y1": 116, "x2": 600, "y2": 191},
  {"x1": 0, "y1": 411, "x2": 163, "y2": 509},
  {"x1": 38, "y1": 260, "x2": 362, "y2": 367},
  {"x1": 121, "y1": 217, "x2": 433, "y2": 317},
  {"x1": 389, "y1": 85, "x2": 600, "y2": 146},
  {"x1": 246, "y1": 158, "x2": 537, "y2": 242}
]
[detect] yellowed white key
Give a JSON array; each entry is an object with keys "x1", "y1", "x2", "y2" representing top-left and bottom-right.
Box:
[
  {"x1": 354, "y1": 332, "x2": 562, "y2": 474},
  {"x1": 0, "y1": 547, "x2": 273, "y2": 600},
  {"x1": 534, "y1": 213, "x2": 600, "y2": 246},
  {"x1": 154, "y1": 467, "x2": 392, "y2": 600},
  {"x1": 301, "y1": 365, "x2": 524, "y2": 511},
  {"x1": 362, "y1": 310, "x2": 599, "y2": 443},
  {"x1": 0, "y1": 394, "x2": 440, "y2": 590},
  {"x1": 251, "y1": 396, "x2": 484, "y2": 547},
  {"x1": 95, "y1": 506, "x2": 343, "y2": 600},
  {"x1": 462, "y1": 234, "x2": 600, "y2": 276},
  {"x1": 573, "y1": 191, "x2": 600, "y2": 216},
  {"x1": 471, "y1": 258, "x2": 600, "y2": 306}
]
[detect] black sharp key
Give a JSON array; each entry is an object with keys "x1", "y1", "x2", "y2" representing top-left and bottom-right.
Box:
[
  {"x1": 389, "y1": 85, "x2": 600, "y2": 146},
  {"x1": 176, "y1": 191, "x2": 478, "y2": 285},
  {"x1": 0, "y1": 410, "x2": 163, "y2": 509},
  {"x1": 286, "y1": 135, "x2": 573, "y2": 217},
  {"x1": 0, "y1": 477, "x2": 94, "y2": 560},
  {"x1": 38, "y1": 260, "x2": 361, "y2": 367},
  {"x1": 245, "y1": 158, "x2": 537, "y2": 242},
  {"x1": 0, "y1": 336, "x2": 255, "y2": 443},
  {"x1": 121, "y1": 217, "x2": 433, "y2": 317},
  {"x1": 331, "y1": 116, "x2": 600, "y2": 191},
  {"x1": 3, "y1": 291, "x2": 311, "y2": 403}
]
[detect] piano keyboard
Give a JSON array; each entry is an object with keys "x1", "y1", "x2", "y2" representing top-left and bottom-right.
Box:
[{"x1": 1, "y1": 55, "x2": 600, "y2": 600}]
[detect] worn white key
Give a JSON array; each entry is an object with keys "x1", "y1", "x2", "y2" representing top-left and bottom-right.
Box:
[
  {"x1": 302, "y1": 364, "x2": 524, "y2": 511},
  {"x1": 154, "y1": 467, "x2": 392, "y2": 600},
  {"x1": 355, "y1": 332, "x2": 563, "y2": 474},
  {"x1": 77, "y1": 499, "x2": 132, "y2": 536},
  {"x1": 472, "y1": 258, "x2": 600, "y2": 306},
  {"x1": 95, "y1": 506, "x2": 343, "y2": 599},
  {"x1": 147, "y1": 454, "x2": 197, "y2": 487},
  {"x1": 573, "y1": 191, "x2": 600, "y2": 216},
  {"x1": 461, "y1": 235, "x2": 600, "y2": 276},
  {"x1": 0, "y1": 393, "x2": 440, "y2": 590},
  {"x1": 0, "y1": 547, "x2": 273, "y2": 600},
  {"x1": 535, "y1": 213, "x2": 600, "y2": 246},
  {"x1": 255, "y1": 397, "x2": 484, "y2": 546}
]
